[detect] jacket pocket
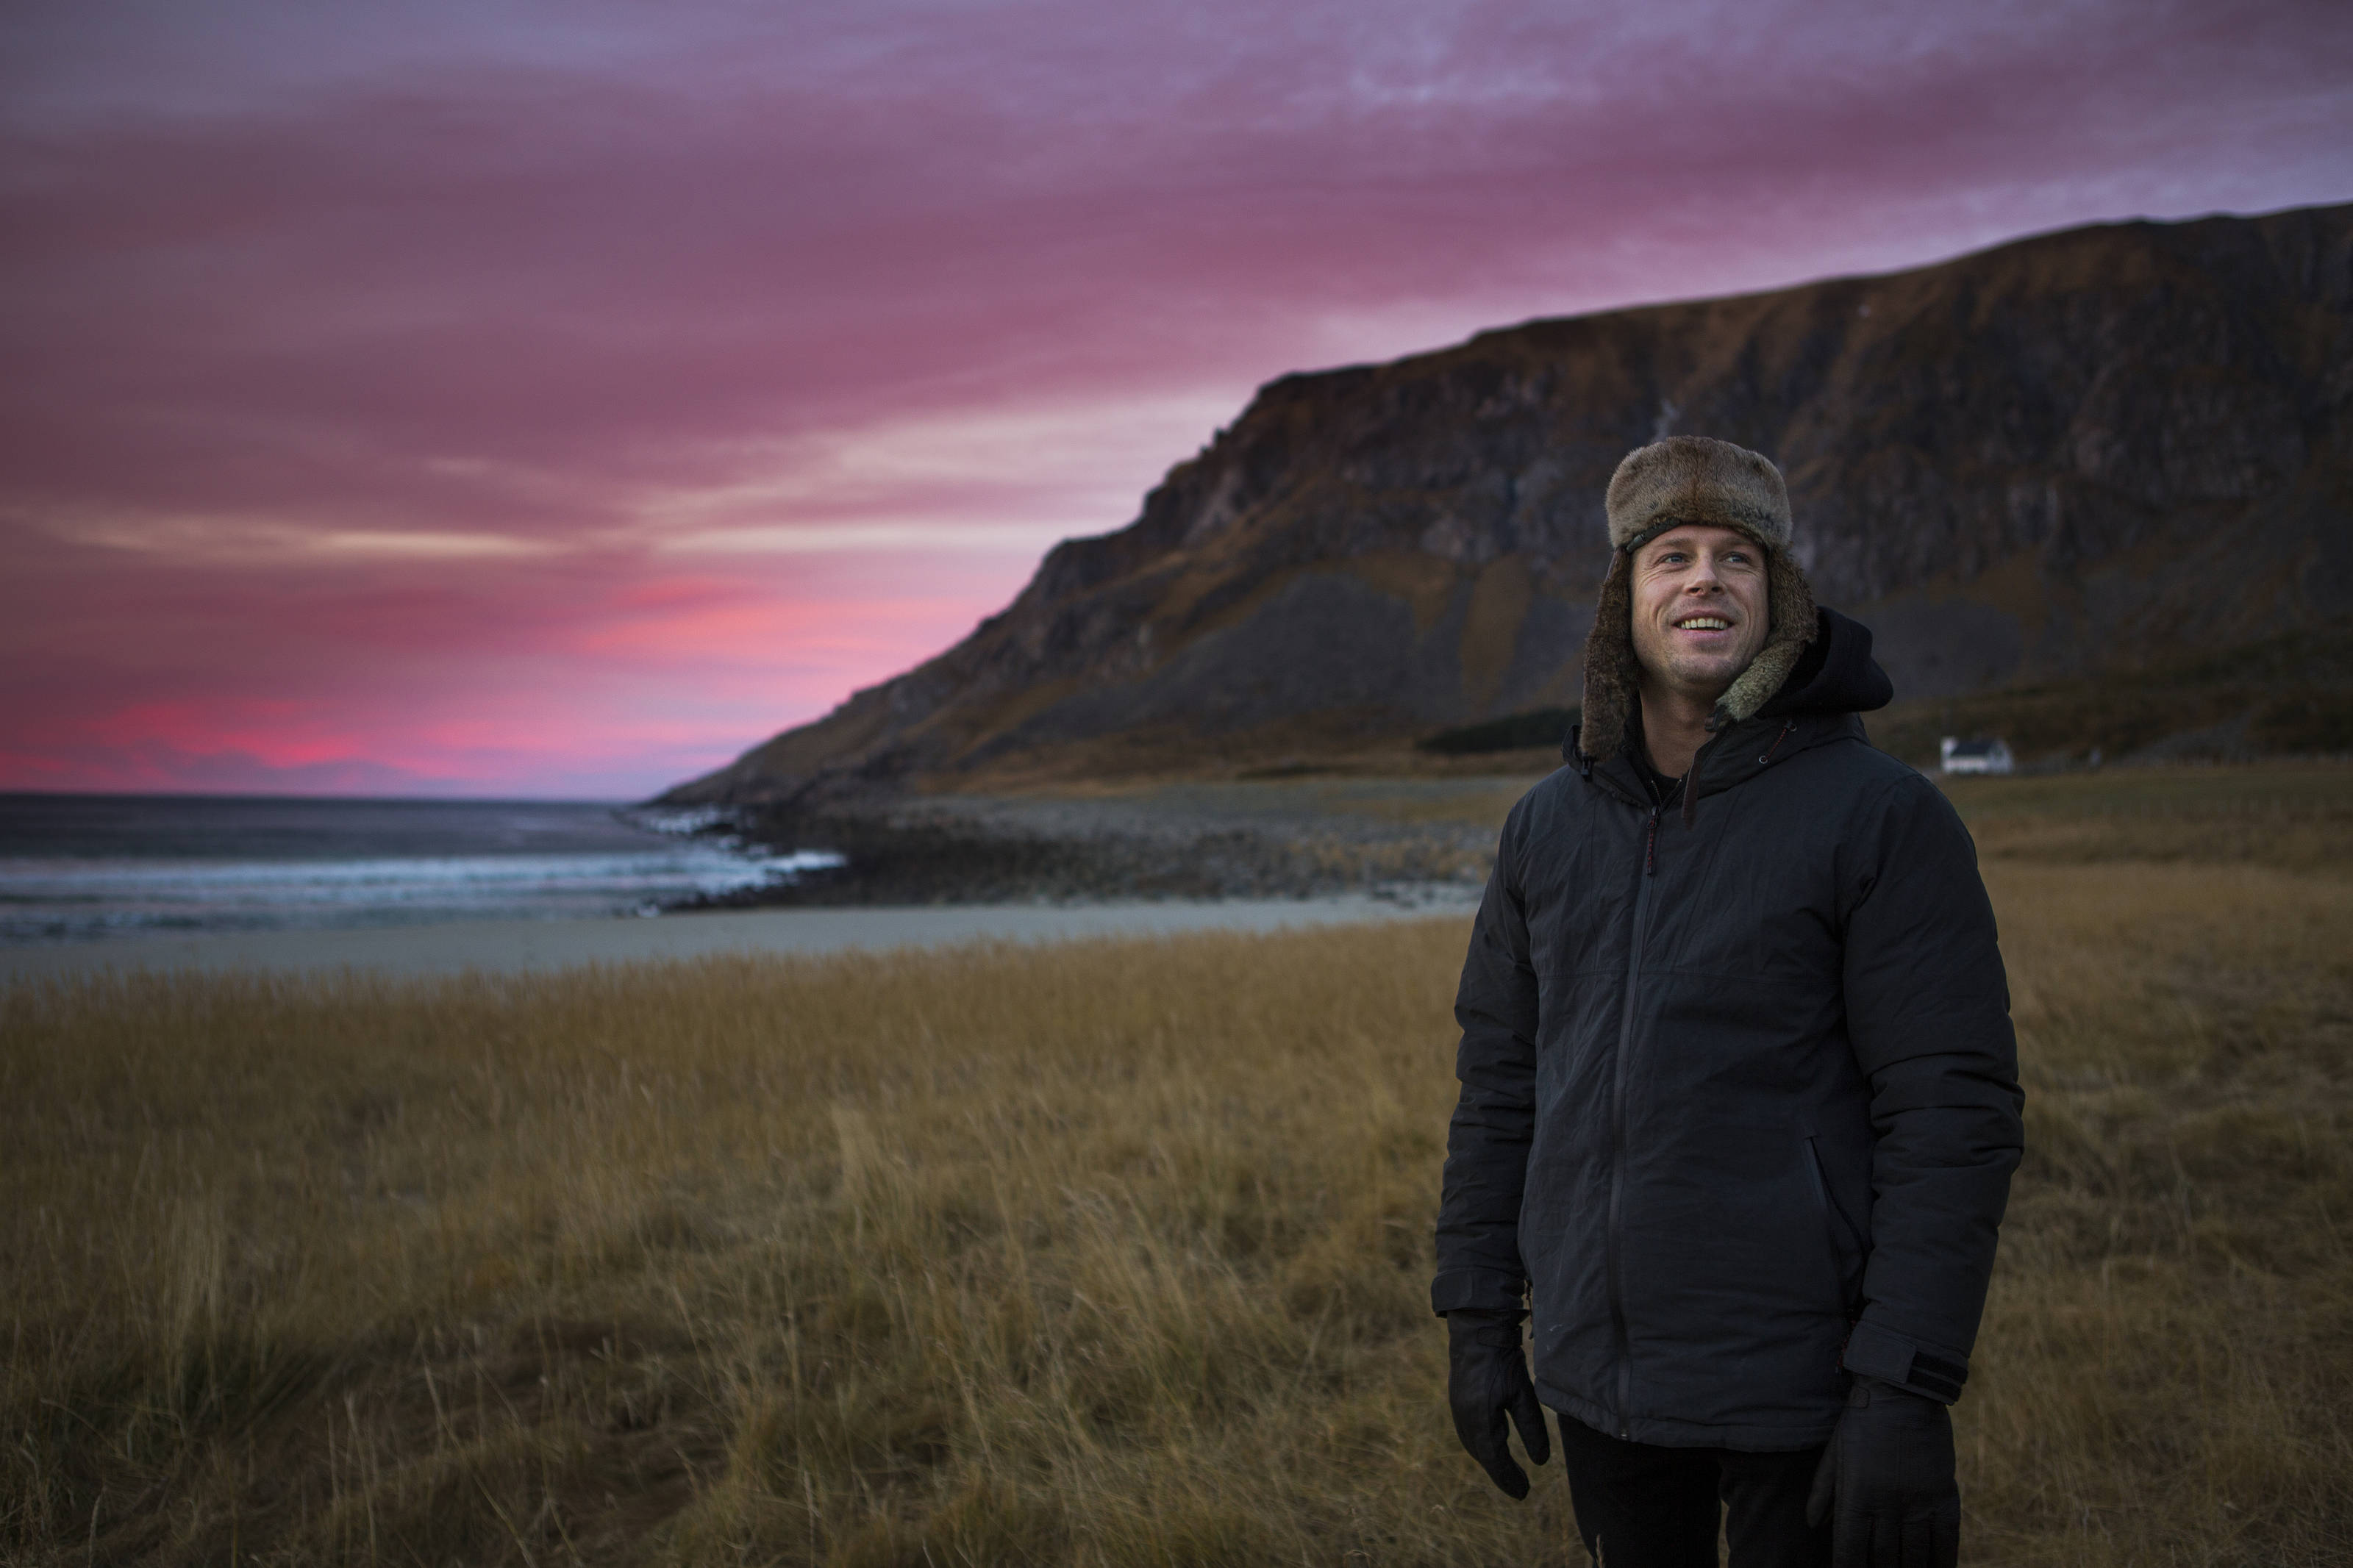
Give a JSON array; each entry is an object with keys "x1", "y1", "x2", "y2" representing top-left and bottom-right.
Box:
[{"x1": 1803, "y1": 1136, "x2": 1866, "y2": 1312}]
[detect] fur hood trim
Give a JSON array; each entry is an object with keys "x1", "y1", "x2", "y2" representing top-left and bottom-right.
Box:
[{"x1": 1577, "y1": 553, "x2": 1642, "y2": 765}]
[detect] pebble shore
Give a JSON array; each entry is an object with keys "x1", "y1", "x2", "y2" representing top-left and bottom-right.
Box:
[{"x1": 686, "y1": 775, "x2": 1532, "y2": 907}]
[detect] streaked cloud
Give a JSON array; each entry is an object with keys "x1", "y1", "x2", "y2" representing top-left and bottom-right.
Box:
[
  {"x1": 652, "y1": 524, "x2": 1076, "y2": 556},
  {"x1": 62, "y1": 517, "x2": 564, "y2": 563}
]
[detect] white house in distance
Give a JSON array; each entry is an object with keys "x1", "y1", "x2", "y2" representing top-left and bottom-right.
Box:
[{"x1": 1940, "y1": 737, "x2": 2015, "y2": 775}]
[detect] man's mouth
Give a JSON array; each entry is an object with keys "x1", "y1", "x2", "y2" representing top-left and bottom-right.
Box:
[{"x1": 1674, "y1": 616, "x2": 1733, "y2": 631}]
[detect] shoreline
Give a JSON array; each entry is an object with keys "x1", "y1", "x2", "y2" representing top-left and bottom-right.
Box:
[
  {"x1": 1, "y1": 775, "x2": 1532, "y2": 983},
  {"x1": 0, "y1": 888, "x2": 1482, "y2": 982}
]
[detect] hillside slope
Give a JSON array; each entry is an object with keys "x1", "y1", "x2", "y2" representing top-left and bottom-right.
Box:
[{"x1": 668, "y1": 203, "x2": 2353, "y2": 805}]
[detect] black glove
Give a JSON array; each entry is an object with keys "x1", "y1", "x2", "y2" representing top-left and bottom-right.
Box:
[
  {"x1": 1805, "y1": 1377, "x2": 1960, "y2": 1568},
  {"x1": 1445, "y1": 1310, "x2": 1550, "y2": 1500}
]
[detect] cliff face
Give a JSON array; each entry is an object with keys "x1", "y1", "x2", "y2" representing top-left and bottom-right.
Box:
[{"x1": 670, "y1": 203, "x2": 2353, "y2": 805}]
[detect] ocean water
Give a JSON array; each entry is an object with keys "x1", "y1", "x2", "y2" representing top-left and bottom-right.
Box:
[{"x1": 0, "y1": 795, "x2": 839, "y2": 946}]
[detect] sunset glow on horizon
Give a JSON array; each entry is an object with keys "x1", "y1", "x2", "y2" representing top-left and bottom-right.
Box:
[{"x1": 6, "y1": 0, "x2": 2349, "y2": 798}]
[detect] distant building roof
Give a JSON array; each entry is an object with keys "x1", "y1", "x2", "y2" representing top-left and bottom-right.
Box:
[{"x1": 1939, "y1": 735, "x2": 2015, "y2": 773}]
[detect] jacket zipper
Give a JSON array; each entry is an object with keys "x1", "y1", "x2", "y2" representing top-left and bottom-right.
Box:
[{"x1": 1604, "y1": 800, "x2": 1660, "y2": 1439}]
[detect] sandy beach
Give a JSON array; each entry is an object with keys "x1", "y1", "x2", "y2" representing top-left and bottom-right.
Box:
[{"x1": 0, "y1": 889, "x2": 1481, "y2": 981}]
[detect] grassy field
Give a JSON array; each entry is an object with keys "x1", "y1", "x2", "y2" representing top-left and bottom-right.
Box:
[
  {"x1": 4, "y1": 766, "x2": 2351, "y2": 1564},
  {"x1": 1940, "y1": 763, "x2": 2353, "y2": 876}
]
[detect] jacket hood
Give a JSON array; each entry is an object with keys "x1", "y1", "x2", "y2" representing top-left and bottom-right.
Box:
[
  {"x1": 1570, "y1": 606, "x2": 1896, "y2": 827},
  {"x1": 1570, "y1": 606, "x2": 1890, "y2": 776},
  {"x1": 1757, "y1": 606, "x2": 1895, "y2": 719}
]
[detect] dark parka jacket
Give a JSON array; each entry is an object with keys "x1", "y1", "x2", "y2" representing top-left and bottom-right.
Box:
[{"x1": 1433, "y1": 609, "x2": 2024, "y2": 1451}]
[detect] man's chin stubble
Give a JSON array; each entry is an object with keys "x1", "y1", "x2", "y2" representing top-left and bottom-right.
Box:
[{"x1": 1647, "y1": 654, "x2": 1747, "y2": 702}]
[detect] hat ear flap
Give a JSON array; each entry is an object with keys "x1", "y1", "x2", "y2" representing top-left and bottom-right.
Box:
[
  {"x1": 1577, "y1": 552, "x2": 1640, "y2": 762},
  {"x1": 1708, "y1": 547, "x2": 1818, "y2": 729}
]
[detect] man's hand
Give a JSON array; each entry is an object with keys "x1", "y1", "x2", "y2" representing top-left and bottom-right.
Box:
[
  {"x1": 1805, "y1": 1378, "x2": 1960, "y2": 1567},
  {"x1": 1445, "y1": 1311, "x2": 1550, "y2": 1499}
]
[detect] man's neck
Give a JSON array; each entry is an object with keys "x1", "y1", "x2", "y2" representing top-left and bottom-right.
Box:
[{"x1": 1636, "y1": 683, "x2": 1718, "y2": 778}]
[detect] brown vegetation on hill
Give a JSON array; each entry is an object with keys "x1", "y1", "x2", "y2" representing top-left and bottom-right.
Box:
[
  {"x1": 6, "y1": 765, "x2": 2353, "y2": 1564},
  {"x1": 1869, "y1": 629, "x2": 2353, "y2": 769},
  {"x1": 668, "y1": 203, "x2": 2353, "y2": 806}
]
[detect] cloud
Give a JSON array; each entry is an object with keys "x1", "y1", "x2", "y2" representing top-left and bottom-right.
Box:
[
  {"x1": 61, "y1": 517, "x2": 564, "y2": 563},
  {"x1": 2, "y1": 0, "x2": 2349, "y2": 793},
  {"x1": 0, "y1": 524, "x2": 1040, "y2": 796}
]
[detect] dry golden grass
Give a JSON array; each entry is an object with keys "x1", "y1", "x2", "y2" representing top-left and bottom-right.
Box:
[
  {"x1": 1967, "y1": 862, "x2": 2353, "y2": 1564},
  {"x1": 5, "y1": 770, "x2": 2352, "y2": 1564},
  {"x1": 4, "y1": 933, "x2": 1539, "y2": 1566},
  {"x1": 1946, "y1": 764, "x2": 2353, "y2": 875}
]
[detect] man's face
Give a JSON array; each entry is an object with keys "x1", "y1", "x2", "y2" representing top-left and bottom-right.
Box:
[{"x1": 1628, "y1": 523, "x2": 1771, "y2": 702}]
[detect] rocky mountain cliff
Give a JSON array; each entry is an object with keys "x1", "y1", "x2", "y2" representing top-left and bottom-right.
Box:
[{"x1": 668, "y1": 202, "x2": 2353, "y2": 805}]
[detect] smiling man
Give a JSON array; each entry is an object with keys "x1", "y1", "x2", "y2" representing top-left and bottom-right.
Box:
[{"x1": 1433, "y1": 437, "x2": 2024, "y2": 1568}]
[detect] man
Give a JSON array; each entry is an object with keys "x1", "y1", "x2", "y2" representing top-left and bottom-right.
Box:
[{"x1": 1433, "y1": 436, "x2": 2024, "y2": 1568}]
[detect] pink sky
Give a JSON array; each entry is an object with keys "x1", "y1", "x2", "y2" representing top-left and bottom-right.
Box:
[{"x1": 4, "y1": 0, "x2": 2349, "y2": 798}]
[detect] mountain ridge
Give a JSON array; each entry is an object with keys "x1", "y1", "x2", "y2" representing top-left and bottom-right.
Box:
[{"x1": 666, "y1": 202, "x2": 2353, "y2": 806}]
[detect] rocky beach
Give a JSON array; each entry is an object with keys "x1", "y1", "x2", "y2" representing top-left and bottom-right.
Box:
[{"x1": 674, "y1": 771, "x2": 1537, "y2": 908}]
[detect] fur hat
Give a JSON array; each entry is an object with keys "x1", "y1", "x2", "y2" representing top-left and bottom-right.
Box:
[{"x1": 1578, "y1": 436, "x2": 1818, "y2": 764}]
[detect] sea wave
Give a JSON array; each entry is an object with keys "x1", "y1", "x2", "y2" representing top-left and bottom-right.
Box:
[{"x1": 0, "y1": 845, "x2": 846, "y2": 945}]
